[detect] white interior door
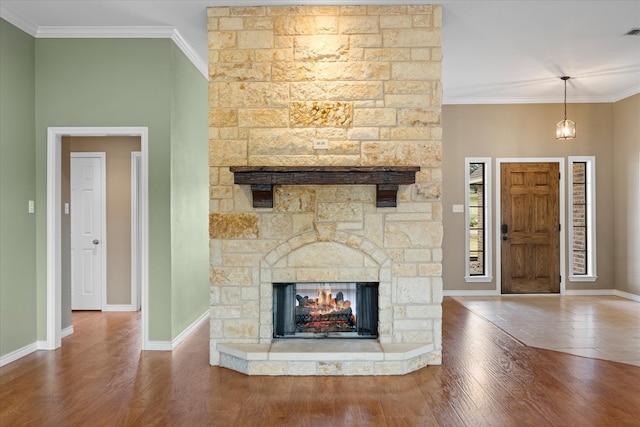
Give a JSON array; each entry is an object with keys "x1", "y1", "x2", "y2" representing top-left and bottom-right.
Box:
[{"x1": 71, "y1": 153, "x2": 106, "y2": 310}]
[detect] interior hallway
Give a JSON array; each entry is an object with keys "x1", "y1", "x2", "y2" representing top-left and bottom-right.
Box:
[
  {"x1": 1, "y1": 297, "x2": 639, "y2": 426},
  {"x1": 453, "y1": 295, "x2": 640, "y2": 366}
]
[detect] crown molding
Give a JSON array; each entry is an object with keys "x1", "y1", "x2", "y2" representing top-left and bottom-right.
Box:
[
  {"x1": 0, "y1": 3, "x2": 38, "y2": 36},
  {"x1": 3, "y1": 22, "x2": 209, "y2": 79}
]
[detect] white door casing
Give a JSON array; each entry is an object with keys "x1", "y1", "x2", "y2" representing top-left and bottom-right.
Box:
[
  {"x1": 70, "y1": 153, "x2": 106, "y2": 310},
  {"x1": 46, "y1": 127, "x2": 149, "y2": 350}
]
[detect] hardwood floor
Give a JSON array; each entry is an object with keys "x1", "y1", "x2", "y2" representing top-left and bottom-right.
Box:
[{"x1": 2, "y1": 298, "x2": 639, "y2": 426}]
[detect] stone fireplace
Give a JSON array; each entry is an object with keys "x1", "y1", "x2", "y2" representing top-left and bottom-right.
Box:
[{"x1": 208, "y1": 5, "x2": 443, "y2": 375}]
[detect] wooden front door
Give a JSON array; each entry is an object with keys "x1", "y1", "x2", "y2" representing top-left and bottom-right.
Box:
[{"x1": 501, "y1": 162, "x2": 560, "y2": 293}]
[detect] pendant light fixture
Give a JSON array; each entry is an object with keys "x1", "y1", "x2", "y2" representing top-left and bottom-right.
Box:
[{"x1": 556, "y1": 76, "x2": 576, "y2": 140}]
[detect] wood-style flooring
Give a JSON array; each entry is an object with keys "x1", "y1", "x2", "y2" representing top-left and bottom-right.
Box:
[{"x1": 1, "y1": 297, "x2": 639, "y2": 426}]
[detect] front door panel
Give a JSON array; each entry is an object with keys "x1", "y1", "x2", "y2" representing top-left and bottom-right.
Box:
[{"x1": 501, "y1": 162, "x2": 560, "y2": 293}]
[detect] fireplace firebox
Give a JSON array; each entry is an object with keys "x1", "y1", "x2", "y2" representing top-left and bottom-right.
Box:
[{"x1": 273, "y1": 282, "x2": 378, "y2": 338}]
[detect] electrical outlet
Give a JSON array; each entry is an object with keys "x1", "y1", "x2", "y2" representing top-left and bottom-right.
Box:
[{"x1": 313, "y1": 139, "x2": 329, "y2": 150}]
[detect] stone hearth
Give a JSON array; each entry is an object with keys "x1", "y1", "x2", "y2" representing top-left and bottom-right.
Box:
[{"x1": 208, "y1": 5, "x2": 443, "y2": 375}]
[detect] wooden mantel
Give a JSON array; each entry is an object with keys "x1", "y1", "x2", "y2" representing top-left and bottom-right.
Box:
[{"x1": 230, "y1": 166, "x2": 420, "y2": 208}]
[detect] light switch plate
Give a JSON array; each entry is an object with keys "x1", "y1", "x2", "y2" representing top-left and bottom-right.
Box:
[{"x1": 452, "y1": 204, "x2": 464, "y2": 213}]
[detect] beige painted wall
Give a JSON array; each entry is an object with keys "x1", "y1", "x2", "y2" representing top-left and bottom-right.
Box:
[
  {"x1": 613, "y1": 94, "x2": 640, "y2": 296},
  {"x1": 62, "y1": 136, "x2": 141, "y2": 318},
  {"x1": 442, "y1": 102, "x2": 616, "y2": 292}
]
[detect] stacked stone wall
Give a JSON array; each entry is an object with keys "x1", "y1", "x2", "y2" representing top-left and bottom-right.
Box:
[{"x1": 208, "y1": 5, "x2": 443, "y2": 370}]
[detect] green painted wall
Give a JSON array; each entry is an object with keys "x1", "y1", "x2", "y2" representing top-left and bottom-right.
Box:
[
  {"x1": 169, "y1": 43, "x2": 210, "y2": 338},
  {"x1": 36, "y1": 39, "x2": 208, "y2": 341},
  {"x1": 0, "y1": 19, "x2": 37, "y2": 357}
]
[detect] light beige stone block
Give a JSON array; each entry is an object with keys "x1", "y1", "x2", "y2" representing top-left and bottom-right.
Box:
[
  {"x1": 230, "y1": 7, "x2": 267, "y2": 17},
  {"x1": 209, "y1": 140, "x2": 247, "y2": 168},
  {"x1": 349, "y1": 34, "x2": 383, "y2": 48},
  {"x1": 383, "y1": 28, "x2": 441, "y2": 47},
  {"x1": 406, "y1": 304, "x2": 442, "y2": 319},
  {"x1": 290, "y1": 81, "x2": 383, "y2": 101},
  {"x1": 255, "y1": 48, "x2": 294, "y2": 63},
  {"x1": 385, "y1": 221, "x2": 443, "y2": 248},
  {"x1": 354, "y1": 108, "x2": 397, "y2": 127},
  {"x1": 364, "y1": 47, "x2": 411, "y2": 61},
  {"x1": 391, "y1": 62, "x2": 441, "y2": 81},
  {"x1": 271, "y1": 62, "x2": 315, "y2": 81},
  {"x1": 219, "y1": 82, "x2": 289, "y2": 107},
  {"x1": 398, "y1": 109, "x2": 440, "y2": 127},
  {"x1": 219, "y1": 17, "x2": 244, "y2": 30},
  {"x1": 260, "y1": 213, "x2": 293, "y2": 238},
  {"x1": 209, "y1": 185, "x2": 233, "y2": 200},
  {"x1": 316, "y1": 61, "x2": 390, "y2": 81},
  {"x1": 317, "y1": 202, "x2": 363, "y2": 222},
  {"x1": 393, "y1": 263, "x2": 418, "y2": 276},
  {"x1": 224, "y1": 319, "x2": 258, "y2": 339},
  {"x1": 210, "y1": 267, "x2": 253, "y2": 286},
  {"x1": 210, "y1": 63, "x2": 271, "y2": 82},
  {"x1": 245, "y1": 17, "x2": 274, "y2": 30},
  {"x1": 238, "y1": 108, "x2": 288, "y2": 127},
  {"x1": 208, "y1": 109, "x2": 237, "y2": 127},
  {"x1": 396, "y1": 277, "x2": 431, "y2": 304},
  {"x1": 380, "y1": 15, "x2": 412, "y2": 29},
  {"x1": 208, "y1": 31, "x2": 236, "y2": 49},
  {"x1": 362, "y1": 141, "x2": 441, "y2": 167},
  {"x1": 287, "y1": 242, "x2": 365, "y2": 268},
  {"x1": 294, "y1": 35, "x2": 349, "y2": 61},
  {"x1": 238, "y1": 30, "x2": 274, "y2": 49},
  {"x1": 208, "y1": 7, "x2": 230, "y2": 18},
  {"x1": 274, "y1": 187, "x2": 316, "y2": 212},
  {"x1": 339, "y1": 16, "x2": 379, "y2": 34}
]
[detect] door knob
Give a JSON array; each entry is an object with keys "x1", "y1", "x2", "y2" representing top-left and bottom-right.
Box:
[{"x1": 93, "y1": 239, "x2": 100, "y2": 245}]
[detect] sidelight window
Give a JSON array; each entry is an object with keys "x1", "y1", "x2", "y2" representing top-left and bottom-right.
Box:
[
  {"x1": 465, "y1": 158, "x2": 492, "y2": 281},
  {"x1": 569, "y1": 157, "x2": 597, "y2": 280}
]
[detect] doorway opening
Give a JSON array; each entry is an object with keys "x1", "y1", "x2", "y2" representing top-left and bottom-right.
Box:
[{"x1": 46, "y1": 127, "x2": 149, "y2": 350}]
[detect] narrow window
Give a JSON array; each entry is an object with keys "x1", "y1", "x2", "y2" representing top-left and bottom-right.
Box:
[
  {"x1": 465, "y1": 158, "x2": 492, "y2": 281},
  {"x1": 569, "y1": 157, "x2": 597, "y2": 280}
]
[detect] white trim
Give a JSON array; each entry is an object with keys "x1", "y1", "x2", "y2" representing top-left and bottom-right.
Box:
[
  {"x1": 564, "y1": 289, "x2": 615, "y2": 296},
  {"x1": 464, "y1": 157, "x2": 492, "y2": 282},
  {"x1": 0, "y1": 3, "x2": 38, "y2": 36},
  {"x1": 568, "y1": 156, "x2": 597, "y2": 280},
  {"x1": 171, "y1": 29, "x2": 208, "y2": 78},
  {"x1": 131, "y1": 152, "x2": 142, "y2": 311},
  {"x1": 614, "y1": 290, "x2": 640, "y2": 302},
  {"x1": 33, "y1": 26, "x2": 208, "y2": 78},
  {"x1": 70, "y1": 152, "x2": 107, "y2": 311},
  {"x1": 443, "y1": 91, "x2": 640, "y2": 105},
  {"x1": 495, "y1": 158, "x2": 566, "y2": 294},
  {"x1": 0, "y1": 342, "x2": 38, "y2": 368},
  {"x1": 146, "y1": 310, "x2": 210, "y2": 351},
  {"x1": 172, "y1": 311, "x2": 210, "y2": 349},
  {"x1": 61, "y1": 325, "x2": 74, "y2": 339},
  {"x1": 47, "y1": 127, "x2": 149, "y2": 351}
]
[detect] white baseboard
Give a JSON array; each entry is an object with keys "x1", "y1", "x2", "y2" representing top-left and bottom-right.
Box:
[
  {"x1": 145, "y1": 310, "x2": 209, "y2": 351},
  {"x1": 614, "y1": 290, "x2": 640, "y2": 302},
  {"x1": 61, "y1": 325, "x2": 74, "y2": 339},
  {"x1": 564, "y1": 289, "x2": 616, "y2": 296},
  {"x1": 103, "y1": 304, "x2": 137, "y2": 312},
  {"x1": 0, "y1": 342, "x2": 37, "y2": 368}
]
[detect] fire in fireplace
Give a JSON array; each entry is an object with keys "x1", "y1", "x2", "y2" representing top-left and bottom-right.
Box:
[{"x1": 273, "y1": 282, "x2": 378, "y2": 338}]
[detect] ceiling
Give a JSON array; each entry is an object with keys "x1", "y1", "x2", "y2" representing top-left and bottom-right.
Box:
[{"x1": 1, "y1": 0, "x2": 639, "y2": 104}]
